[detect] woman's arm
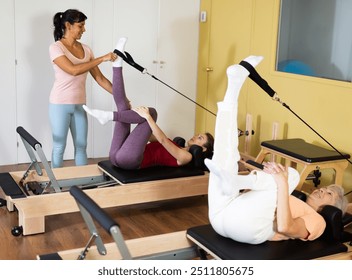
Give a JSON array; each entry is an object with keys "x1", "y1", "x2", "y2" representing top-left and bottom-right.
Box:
[
  {"x1": 53, "y1": 52, "x2": 115, "y2": 76},
  {"x1": 89, "y1": 66, "x2": 113, "y2": 94},
  {"x1": 133, "y1": 106, "x2": 192, "y2": 165},
  {"x1": 264, "y1": 162, "x2": 310, "y2": 239}
]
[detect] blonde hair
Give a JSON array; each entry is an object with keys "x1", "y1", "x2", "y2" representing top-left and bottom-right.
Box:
[{"x1": 327, "y1": 184, "x2": 348, "y2": 215}]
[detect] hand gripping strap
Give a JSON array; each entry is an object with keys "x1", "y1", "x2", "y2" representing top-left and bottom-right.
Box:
[{"x1": 113, "y1": 49, "x2": 146, "y2": 73}]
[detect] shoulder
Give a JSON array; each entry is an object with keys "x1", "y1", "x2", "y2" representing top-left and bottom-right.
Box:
[
  {"x1": 49, "y1": 41, "x2": 65, "y2": 60},
  {"x1": 49, "y1": 41, "x2": 62, "y2": 50},
  {"x1": 289, "y1": 196, "x2": 326, "y2": 240}
]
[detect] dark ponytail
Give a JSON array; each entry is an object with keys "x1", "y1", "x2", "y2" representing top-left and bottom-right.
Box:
[{"x1": 52, "y1": 9, "x2": 87, "y2": 41}]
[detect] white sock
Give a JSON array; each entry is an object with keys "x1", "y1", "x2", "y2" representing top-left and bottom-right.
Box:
[
  {"x1": 223, "y1": 55, "x2": 263, "y2": 104},
  {"x1": 113, "y1": 37, "x2": 128, "y2": 67},
  {"x1": 243, "y1": 55, "x2": 264, "y2": 68},
  {"x1": 83, "y1": 105, "x2": 113, "y2": 125}
]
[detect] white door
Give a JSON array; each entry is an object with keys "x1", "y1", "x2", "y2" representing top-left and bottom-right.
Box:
[
  {"x1": 156, "y1": 0, "x2": 200, "y2": 140},
  {"x1": 114, "y1": 0, "x2": 200, "y2": 141}
]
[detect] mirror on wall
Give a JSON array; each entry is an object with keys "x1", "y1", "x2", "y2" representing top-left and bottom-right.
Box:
[{"x1": 276, "y1": 0, "x2": 352, "y2": 82}]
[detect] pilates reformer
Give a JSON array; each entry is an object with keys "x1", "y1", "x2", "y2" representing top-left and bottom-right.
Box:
[
  {"x1": 245, "y1": 138, "x2": 351, "y2": 192},
  {"x1": 0, "y1": 127, "x2": 211, "y2": 236},
  {"x1": 38, "y1": 185, "x2": 352, "y2": 260}
]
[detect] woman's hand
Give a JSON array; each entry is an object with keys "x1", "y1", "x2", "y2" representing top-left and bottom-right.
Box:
[
  {"x1": 263, "y1": 162, "x2": 288, "y2": 186},
  {"x1": 102, "y1": 52, "x2": 118, "y2": 62},
  {"x1": 133, "y1": 106, "x2": 150, "y2": 119}
]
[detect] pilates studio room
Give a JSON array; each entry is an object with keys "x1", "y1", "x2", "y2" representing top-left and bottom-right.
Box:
[{"x1": 1, "y1": 0, "x2": 352, "y2": 268}]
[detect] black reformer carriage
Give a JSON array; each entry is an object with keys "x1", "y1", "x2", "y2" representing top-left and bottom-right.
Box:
[{"x1": 38, "y1": 186, "x2": 352, "y2": 260}]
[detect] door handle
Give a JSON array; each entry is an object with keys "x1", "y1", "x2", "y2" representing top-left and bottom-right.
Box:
[{"x1": 206, "y1": 67, "x2": 213, "y2": 72}]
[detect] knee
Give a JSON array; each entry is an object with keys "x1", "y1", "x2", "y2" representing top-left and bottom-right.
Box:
[
  {"x1": 52, "y1": 136, "x2": 66, "y2": 154},
  {"x1": 74, "y1": 138, "x2": 87, "y2": 150}
]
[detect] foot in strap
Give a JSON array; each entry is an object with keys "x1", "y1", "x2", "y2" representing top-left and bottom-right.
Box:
[
  {"x1": 113, "y1": 49, "x2": 147, "y2": 73},
  {"x1": 113, "y1": 37, "x2": 128, "y2": 67}
]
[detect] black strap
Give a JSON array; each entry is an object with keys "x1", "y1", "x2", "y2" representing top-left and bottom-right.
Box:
[
  {"x1": 239, "y1": 60, "x2": 276, "y2": 98},
  {"x1": 113, "y1": 49, "x2": 146, "y2": 73}
]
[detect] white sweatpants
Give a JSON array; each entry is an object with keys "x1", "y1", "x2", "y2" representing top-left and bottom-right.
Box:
[{"x1": 205, "y1": 57, "x2": 299, "y2": 244}]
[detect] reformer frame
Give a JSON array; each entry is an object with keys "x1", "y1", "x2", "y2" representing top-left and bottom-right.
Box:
[
  {"x1": 0, "y1": 127, "x2": 209, "y2": 236},
  {"x1": 38, "y1": 186, "x2": 352, "y2": 261}
]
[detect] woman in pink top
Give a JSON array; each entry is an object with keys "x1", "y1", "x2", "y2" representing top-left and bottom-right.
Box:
[
  {"x1": 49, "y1": 9, "x2": 118, "y2": 168},
  {"x1": 204, "y1": 55, "x2": 348, "y2": 244}
]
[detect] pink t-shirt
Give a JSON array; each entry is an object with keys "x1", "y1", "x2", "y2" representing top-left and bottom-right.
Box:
[
  {"x1": 49, "y1": 41, "x2": 93, "y2": 104},
  {"x1": 271, "y1": 195, "x2": 326, "y2": 241}
]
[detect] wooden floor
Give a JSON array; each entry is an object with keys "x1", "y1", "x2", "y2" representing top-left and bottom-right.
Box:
[{"x1": 0, "y1": 158, "x2": 209, "y2": 260}]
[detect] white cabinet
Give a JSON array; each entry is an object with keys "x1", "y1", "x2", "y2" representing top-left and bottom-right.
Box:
[
  {"x1": 0, "y1": 0, "x2": 200, "y2": 165},
  {"x1": 114, "y1": 0, "x2": 200, "y2": 140}
]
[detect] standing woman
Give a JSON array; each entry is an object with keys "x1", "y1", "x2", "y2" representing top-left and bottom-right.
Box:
[{"x1": 49, "y1": 9, "x2": 117, "y2": 168}]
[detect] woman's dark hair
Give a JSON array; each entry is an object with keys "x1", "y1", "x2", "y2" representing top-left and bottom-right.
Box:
[
  {"x1": 203, "y1": 132, "x2": 214, "y2": 159},
  {"x1": 53, "y1": 9, "x2": 87, "y2": 41}
]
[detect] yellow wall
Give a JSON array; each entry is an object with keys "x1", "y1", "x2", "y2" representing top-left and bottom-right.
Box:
[{"x1": 196, "y1": 0, "x2": 352, "y2": 193}]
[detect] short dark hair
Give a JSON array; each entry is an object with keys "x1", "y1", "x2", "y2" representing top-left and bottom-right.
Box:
[
  {"x1": 53, "y1": 9, "x2": 87, "y2": 41},
  {"x1": 203, "y1": 132, "x2": 214, "y2": 159}
]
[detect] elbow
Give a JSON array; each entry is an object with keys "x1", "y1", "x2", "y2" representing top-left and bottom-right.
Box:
[
  {"x1": 70, "y1": 69, "x2": 82, "y2": 76},
  {"x1": 276, "y1": 223, "x2": 291, "y2": 235}
]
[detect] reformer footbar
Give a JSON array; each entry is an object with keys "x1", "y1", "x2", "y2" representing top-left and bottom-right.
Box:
[
  {"x1": 3, "y1": 127, "x2": 209, "y2": 236},
  {"x1": 51, "y1": 186, "x2": 197, "y2": 260},
  {"x1": 15, "y1": 126, "x2": 112, "y2": 195}
]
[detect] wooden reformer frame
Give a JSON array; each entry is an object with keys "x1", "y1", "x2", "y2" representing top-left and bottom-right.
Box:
[
  {"x1": 0, "y1": 127, "x2": 209, "y2": 236},
  {"x1": 37, "y1": 186, "x2": 352, "y2": 261}
]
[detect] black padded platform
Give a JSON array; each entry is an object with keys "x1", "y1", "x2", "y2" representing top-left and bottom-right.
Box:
[
  {"x1": 39, "y1": 253, "x2": 62, "y2": 260},
  {"x1": 187, "y1": 224, "x2": 348, "y2": 260},
  {"x1": 261, "y1": 138, "x2": 350, "y2": 163},
  {"x1": 98, "y1": 160, "x2": 205, "y2": 184},
  {"x1": 0, "y1": 172, "x2": 26, "y2": 199}
]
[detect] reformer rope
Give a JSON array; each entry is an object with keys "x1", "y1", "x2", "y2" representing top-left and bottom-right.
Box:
[
  {"x1": 115, "y1": 49, "x2": 352, "y2": 168},
  {"x1": 113, "y1": 49, "x2": 216, "y2": 116},
  {"x1": 239, "y1": 59, "x2": 352, "y2": 166}
]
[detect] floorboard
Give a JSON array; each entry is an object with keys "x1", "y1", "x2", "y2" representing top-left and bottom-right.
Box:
[{"x1": 0, "y1": 158, "x2": 209, "y2": 260}]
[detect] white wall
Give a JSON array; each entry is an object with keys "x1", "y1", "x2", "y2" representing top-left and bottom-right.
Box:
[{"x1": 0, "y1": 0, "x2": 17, "y2": 165}]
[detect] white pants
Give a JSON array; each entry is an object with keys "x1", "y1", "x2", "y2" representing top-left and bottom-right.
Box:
[{"x1": 206, "y1": 58, "x2": 299, "y2": 244}]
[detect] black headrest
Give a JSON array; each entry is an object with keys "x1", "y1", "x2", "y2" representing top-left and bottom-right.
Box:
[
  {"x1": 291, "y1": 190, "x2": 348, "y2": 242},
  {"x1": 318, "y1": 205, "x2": 343, "y2": 242},
  {"x1": 291, "y1": 190, "x2": 307, "y2": 201},
  {"x1": 173, "y1": 137, "x2": 208, "y2": 171},
  {"x1": 173, "y1": 136, "x2": 186, "y2": 148}
]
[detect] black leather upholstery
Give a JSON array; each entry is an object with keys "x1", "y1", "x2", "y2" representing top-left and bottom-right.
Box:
[
  {"x1": 187, "y1": 190, "x2": 351, "y2": 260},
  {"x1": 98, "y1": 160, "x2": 204, "y2": 184},
  {"x1": 187, "y1": 224, "x2": 347, "y2": 260}
]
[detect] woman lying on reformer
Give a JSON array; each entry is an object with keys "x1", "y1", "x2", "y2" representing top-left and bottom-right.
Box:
[
  {"x1": 83, "y1": 37, "x2": 214, "y2": 170},
  {"x1": 205, "y1": 55, "x2": 348, "y2": 245}
]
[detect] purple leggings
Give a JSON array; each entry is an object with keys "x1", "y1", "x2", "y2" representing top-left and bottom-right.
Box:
[{"x1": 109, "y1": 67, "x2": 157, "y2": 169}]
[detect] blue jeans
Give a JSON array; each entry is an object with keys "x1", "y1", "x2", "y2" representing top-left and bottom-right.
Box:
[{"x1": 49, "y1": 103, "x2": 88, "y2": 168}]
